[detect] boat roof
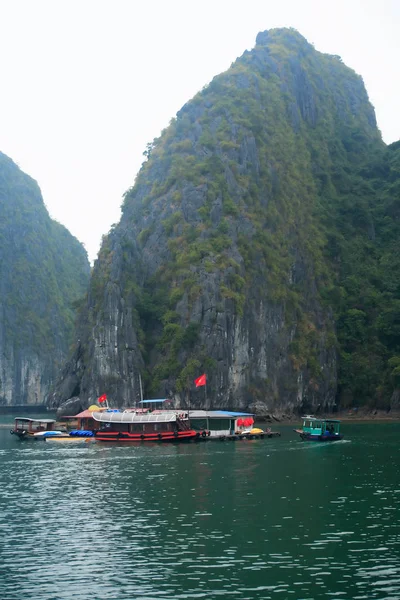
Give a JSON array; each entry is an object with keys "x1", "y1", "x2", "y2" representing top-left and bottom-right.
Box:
[
  {"x1": 216, "y1": 410, "x2": 255, "y2": 416},
  {"x1": 139, "y1": 399, "x2": 168, "y2": 404},
  {"x1": 75, "y1": 409, "x2": 101, "y2": 419},
  {"x1": 92, "y1": 411, "x2": 179, "y2": 424},
  {"x1": 78, "y1": 408, "x2": 254, "y2": 422},
  {"x1": 301, "y1": 416, "x2": 340, "y2": 423},
  {"x1": 14, "y1": 418, "x2": 56, "y2": 423},
  {"x1": 189, "y1": 410, "x2": 254, "y2": 418}
]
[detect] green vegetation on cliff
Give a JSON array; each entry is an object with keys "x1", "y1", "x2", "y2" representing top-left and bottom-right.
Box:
[
  {"x1": 0, "y1": 152, "x2": 90, "y2": 403},
  {"x1": 331, "y1": 141, "x2": 400, "y2": 408},
  {"x1": 57, "y1": 28, "x2": 400, "y2": 412}
]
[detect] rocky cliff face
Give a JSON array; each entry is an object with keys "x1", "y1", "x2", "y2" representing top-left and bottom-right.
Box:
[
  {"x1": 0, "y1": 152, "x2": 90, "y2": 405},
  {"x1": 49, "y1": 28, "x2": 395, "y2": 415}
]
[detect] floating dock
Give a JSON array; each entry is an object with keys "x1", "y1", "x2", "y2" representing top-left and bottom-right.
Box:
[{"x1": 215, "y1": 431, "x2": 281, "y2": 441}]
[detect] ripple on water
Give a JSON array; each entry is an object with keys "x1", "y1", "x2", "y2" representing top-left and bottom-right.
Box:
[{"x1": 1, "y1": 425, "x2": 400, "y2": 599}]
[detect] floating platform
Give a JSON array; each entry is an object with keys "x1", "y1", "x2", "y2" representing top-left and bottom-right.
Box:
[
  {"x1": 44, "y1": 436, "x2": 95, "y2": 444},
  {"x1": 216, "y1": 431, "x2": 281, "y2": 441}
]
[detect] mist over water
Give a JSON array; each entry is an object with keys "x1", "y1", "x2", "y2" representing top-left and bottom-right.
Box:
[{"x1": 1, "y1": 421, "x2": 399, "y2": 599}]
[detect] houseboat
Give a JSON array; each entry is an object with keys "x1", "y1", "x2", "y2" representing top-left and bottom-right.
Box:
[
  {"x1": 91, "y1": 410, "x2": 198, "y2": 442},
  {"x1": 68, "y1": 404, "x2": 279, "y2": 442},
  {"x1": 294, "y1": 416, "x2": 343, "y2": 441}
]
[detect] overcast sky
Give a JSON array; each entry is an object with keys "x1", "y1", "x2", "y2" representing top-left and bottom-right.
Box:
[{"x1": 1, "y1": 0, "x2": 399, "y2": 263}]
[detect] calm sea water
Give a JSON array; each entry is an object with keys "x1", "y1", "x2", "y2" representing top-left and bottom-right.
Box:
[{"x1": 0, "y1": 417, "x2": 399, "y2": 600}]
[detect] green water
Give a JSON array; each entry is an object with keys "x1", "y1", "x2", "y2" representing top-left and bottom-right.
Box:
[{"x1": 0, "y1": 420, "x2": 399, "y2": 599}]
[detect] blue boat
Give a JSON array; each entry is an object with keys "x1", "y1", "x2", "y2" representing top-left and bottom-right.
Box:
[{"x1": 294, "y1": 415, "x2": 343, "y2": 441}]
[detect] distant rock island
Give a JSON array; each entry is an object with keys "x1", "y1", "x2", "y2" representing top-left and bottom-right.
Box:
[{"x1": 0, "y1": 152, "x2": 90, "y2": 405}]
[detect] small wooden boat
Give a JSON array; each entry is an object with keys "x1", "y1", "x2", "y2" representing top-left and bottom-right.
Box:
[
  {"x1": 9, "y1": 418, "x2": 95, "y2": 443},
  {"x1": 294, "y1": 416, "x2": 343, "y2": 442},
  {"x1": 10, "y1": 417, "x2": 60, "y2": 440}
]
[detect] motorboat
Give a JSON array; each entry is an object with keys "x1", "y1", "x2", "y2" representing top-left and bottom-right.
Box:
[{"x1": 294, "y1": 415, "x2": 343, "y2": 441}]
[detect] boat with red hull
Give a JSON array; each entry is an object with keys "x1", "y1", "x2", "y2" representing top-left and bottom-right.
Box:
[
  {"x1": 91, "y1": 410, "x2": 199, "y2": 443},
  {"x1": 95, "y1": 429, "x2": 198, "y2": 442}
]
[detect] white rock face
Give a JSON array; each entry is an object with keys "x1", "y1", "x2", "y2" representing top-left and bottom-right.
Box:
[{"x1": 0, "y1": 349, "x2": 49, "y2": 405}]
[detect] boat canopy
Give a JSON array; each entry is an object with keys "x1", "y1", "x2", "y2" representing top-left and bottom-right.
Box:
[
  {"x1": 189, "y1": 410, "x2": 254, "y2": 419},
  {"x1": 215, "y1": 410, "x2": 255, "y2": 417},
  {"x1": 139, "y1": 399, "x2": 168, "y2": 404},
  {"x1": 92, "y1": 411, "x2": 179, "y2": 424},
  {"x1": 75, "y1": 409, "x2": 107, "y2": 419},
  {"x1": 14, "y1": 418, "x2": 56, "y2": 424},
  {"x1": 301, "y1": 416, "x2": 340, "y2": 423}
]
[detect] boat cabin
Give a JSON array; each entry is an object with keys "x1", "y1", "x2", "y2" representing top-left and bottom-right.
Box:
[
  {"x1": 301, "y1": 416, "x2": 341, "y2": 436},
  {"x1": 189, "y1": 410, "x2": 255, "y2": 437},
  {"x1": 94, "y1": 410, "x2": 185, "y2": 432},
  {"x1": 74, "y1": 409, "x2": 100, "y2": 432}
]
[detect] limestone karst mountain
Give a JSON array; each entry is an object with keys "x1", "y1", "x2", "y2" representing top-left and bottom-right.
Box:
[
  {"x1": 48, "y1": 28, "x2": 400, "y2": 415},
  {"x1": 0, "y1": 152, "x2": 90, "y2": 405}
]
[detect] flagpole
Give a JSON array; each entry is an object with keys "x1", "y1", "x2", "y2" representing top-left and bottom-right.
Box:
[
  {"x1": 188, "y1": 377, "x2": 190, "y2": 421},
  {"x1": 205, "y1": 379, "x2": 207, "y2": 409},
  {"x1": 138, "y1": 372, "x2": 143, "y2": 408}
]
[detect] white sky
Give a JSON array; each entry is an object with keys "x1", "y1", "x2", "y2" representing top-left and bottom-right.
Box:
[{"x1": 1, "y1": 0, "x2": 399, "y2": 263}]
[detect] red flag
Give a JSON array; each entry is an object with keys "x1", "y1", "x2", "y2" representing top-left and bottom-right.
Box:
[
  {"x1": 194, "y1": 374, "x2": 206, "y2": 387},
  {"x1": 98, "y1": 394, "x2": 107, "y2": 403}
]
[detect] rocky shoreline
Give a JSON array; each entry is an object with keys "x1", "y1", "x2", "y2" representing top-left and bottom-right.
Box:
[{"x1": 259, "y1": 409, "x2": 400, "y2": 425}]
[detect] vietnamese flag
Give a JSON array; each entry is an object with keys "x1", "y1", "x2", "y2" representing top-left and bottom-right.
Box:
[
  {"x1": 194, "y1": 374, "x2": 206, "y2": 387},
  {"x1": 98, "y1": 394, "x2": 107, "y2": 403}
]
